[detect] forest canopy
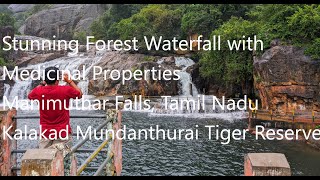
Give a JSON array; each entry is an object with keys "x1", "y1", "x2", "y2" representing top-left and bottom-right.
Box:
[{"x1": 90, "y1": 4, "x2": 320, "y2": 89}]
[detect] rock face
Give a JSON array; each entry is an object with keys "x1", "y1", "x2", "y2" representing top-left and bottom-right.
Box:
[
  {"x1": 88, "y1": 51, "x2": 179, "y2": 96},
  {"x1": 8, "y1": 4, "x2": 34, "y2": 13},
  {"x1": 23, "y1": 4, "x2": 109, "y2": 39},
  {"x1": 15, "y1": 52, "x2": 65, "y2": 67},
  {"x1": 254, "y1": 45, "x2": 320, "y2": 113}
]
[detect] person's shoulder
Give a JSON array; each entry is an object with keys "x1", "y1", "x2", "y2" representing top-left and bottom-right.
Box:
[
  {"x1": 32, "y1": 86, "x2": 43, "y2": 91},
  {"x1": 59, "y1": 85, "x2": 72, "y2": 90}
]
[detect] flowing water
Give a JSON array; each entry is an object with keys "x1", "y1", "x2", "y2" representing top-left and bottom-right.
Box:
[
  {"x1": 2, "y1": 54, "x2": 320, "y2": 176},
  {"x1": 174, "y1": 57, "x2": 199, "y2": 96},
  {"x1": 157, "y1": 57, "x2": 198, "y2": 96},
  {"x1": 2, "y1": 51, "x2": 104, "y2": 102},
  {"x1": 13, "y1": 110, "x2": 320, "y2": 176}
]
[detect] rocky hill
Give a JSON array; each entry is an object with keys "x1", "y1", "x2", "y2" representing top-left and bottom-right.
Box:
[{"x1": 8, "y1": 4, "x2": 109, "y2": 39}]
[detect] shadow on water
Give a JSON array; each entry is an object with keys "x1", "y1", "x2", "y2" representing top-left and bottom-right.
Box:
[{"x1": 16, "y1": 110, "x2": 320, "y2": 176}]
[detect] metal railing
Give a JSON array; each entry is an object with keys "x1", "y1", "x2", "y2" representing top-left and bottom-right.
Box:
[
  {"x1": 10, "y1": 114, "x2": 115, "y2": 176},
  {"x1": 250, "y1": 109, "x2": 319, "y2": 124}
]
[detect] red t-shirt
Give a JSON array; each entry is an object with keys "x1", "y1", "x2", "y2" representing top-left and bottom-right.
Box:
[{"x1": 28, "y1": 85, "x2": 81, "y2": 139}]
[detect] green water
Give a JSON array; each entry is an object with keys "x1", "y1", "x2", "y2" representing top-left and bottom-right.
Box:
[{"x1": 16, "y1": 110, "x2": 320, "y2": 176}]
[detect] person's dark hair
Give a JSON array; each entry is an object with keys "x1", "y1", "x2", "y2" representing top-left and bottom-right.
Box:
[{"x1": 44, "y1": 67, "x2": 59, "y2": 85}]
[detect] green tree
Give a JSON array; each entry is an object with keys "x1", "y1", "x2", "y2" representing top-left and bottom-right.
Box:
[
  {"x1": 305, "y1": 38, "x2": 320, "y2": 59},
  {"x1": 287, "y1": 5, "x2": 320, "y2": 44},
  {"x1": 180, "y1": 4, "x2": 252, "y2": 38},
  {"x1": 91, "y1": 4, "x2": 146, "y2": 40},
  {"x1": 248, "y1": 4, "x2": 320, "y2": 58},
  {"x1": 112, "y1": 5, "x2": 182, "y2": 52},
  {"x1": 73, "y1": 31, "x2": 87, "y2": 44},
  {"x1": 199, "y1": 17, "x2": 261, "y2": 88}
]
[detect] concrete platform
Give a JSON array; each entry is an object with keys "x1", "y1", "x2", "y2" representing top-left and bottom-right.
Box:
[
  {"x1": 244, "y1": 153, "x2": 291, "y2": 176},
  {"x1": 21, "y1": 149, "x2": 64, "y2": 176}
]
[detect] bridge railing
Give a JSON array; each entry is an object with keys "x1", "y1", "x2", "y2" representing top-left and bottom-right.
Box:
[
  {"x1": 249, "y1": 109, "x2": 319, "y2": 124},
  {"x1": 4, "y1": 109, "x2": 122, "y2": 176}
]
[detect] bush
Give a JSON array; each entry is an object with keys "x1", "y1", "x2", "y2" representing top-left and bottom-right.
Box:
[
  {"x1": 199, "y1": 17, "x2": 260, "y2": 85},
  {"x1": 305, "y1": 38, "x2": 320, "y2": 60},
  {"x1": 287, "y1": 5, "x2": 320, "y2": 44},
  {"x1": 143, "y1": 56, "x2": 155, "y2": 62},
  {"x1": 91, "y1": 4, "x2": 146, "y2": 40},
  {"x1": 248, "y1": 4, "x2": 320, "y2": 58},
  {"x1": 73, "y1": 31, "x2": 87, "y2": 44},
  {"x1": 0, "y1": 57, "x2": 6, "y2": 66},
  {"x1": 0, "y1": 13, "x2": 14, "y2": 27},
  {"x1": 115, "y1": 5, "x2": 182, "y2": 40},
  {"x1": 180, "y1": 4, "x2": 252, "y2": 38}
]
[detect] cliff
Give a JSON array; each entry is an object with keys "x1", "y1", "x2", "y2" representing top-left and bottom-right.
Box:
[
  {"x1": 21, "y1": 4, "x2": 109, "y2": 39},
  {"x1": 254, "y1": 45, "x2": 320, "y2": 113}
]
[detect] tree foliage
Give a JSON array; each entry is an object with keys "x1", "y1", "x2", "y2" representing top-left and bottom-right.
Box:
[
  {"x1": 200, "y1": 17, "x2": 258, "y2": 86},
  {"x1": 115, "y1": 5, "x2": 182, "y2": 40},
  {"x1": 0, "y1": 13, "x2": 14, "y2": 27},
  {"x1": 199, "y1": 4, "x2": 320, "y2": 91},
  {"x1": 91, "y1": 4, "x2": 146, "y2": 40},
  {"x1": 180, "y1": 4, "x2": 252, "y2": 38}
]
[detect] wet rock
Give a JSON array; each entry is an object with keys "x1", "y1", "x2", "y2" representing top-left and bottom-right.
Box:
[
  {"x1": 88, "y1": 51, "x2": 179, "y2": 96},
  {"x1": 78, "y1": 45, "x2": 87, "y2": 53},
  {"x1": 16, "y1": 52, "x2": 65, "y2": 67}
]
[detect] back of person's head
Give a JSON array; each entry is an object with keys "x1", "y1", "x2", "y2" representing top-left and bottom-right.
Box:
[{"x1": 44, "y1": 67, "x2": 59, "y2": 85}]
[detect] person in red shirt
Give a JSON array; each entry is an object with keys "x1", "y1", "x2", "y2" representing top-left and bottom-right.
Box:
[{"x1": 28, "y1": 67, "x2": 83, "y2": 149}]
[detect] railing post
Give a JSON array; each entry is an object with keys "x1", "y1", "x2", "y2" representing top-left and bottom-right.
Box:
[
  {"x1": 104, "y1": 109, "x2": 122, "y2": 176},
  {"x1": 292, "y1": 110, "x2": 295, "y2": 122},
  {"x1": 0, "y1": 107, "x2": 17, "y2": 176},
  {"x1": 312, "y1": 111, "x2": 315, "y2": 123}
]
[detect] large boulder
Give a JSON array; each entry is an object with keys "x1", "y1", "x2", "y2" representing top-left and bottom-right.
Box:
[
  {"x1": 254, "y1": 45, "x2": 320, "y2": 113},
  {"x1": 8, "y1": 4, "x2": 34, "y2": 13},
  {"x1": 88, "y1": 51, "x2": 179, "y2": 96},
  {"x1": 23, "y1": 4, "x2": 109, "y2": 40},
  {"x1": 16, "y1": 52, "x2": 65, "y2": 67}
]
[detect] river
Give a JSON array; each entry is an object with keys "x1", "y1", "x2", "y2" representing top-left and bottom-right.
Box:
[
  {"x1": 3, "y1": 50, "x2": 320, "y2": 176},
  {"x1": 14, "y1": 110, "x2": 320, "y2": 176}
]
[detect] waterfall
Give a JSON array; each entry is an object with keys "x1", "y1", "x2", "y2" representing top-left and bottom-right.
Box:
[
  {"x1": 174, "y1": 57, "x2": 198, "y2": 96},
  {"x1": 149, "y1": 95, "x2": 247, "y2": 120},
  {"x1": 3, "y1": 83, "x2": 11, "y2": 98},
  {"x1": 4, "y1": 51, "x2": 104, "y2": 102},
  {"x1": 152, "y1": 56, "x2": 247, "y2": 119},
  {"x1": 7, "y1": 79, "x2": 33, "y2": 101},
  {"x1": 157, "y1": 57, "x2": 199, "y2": 96}
]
